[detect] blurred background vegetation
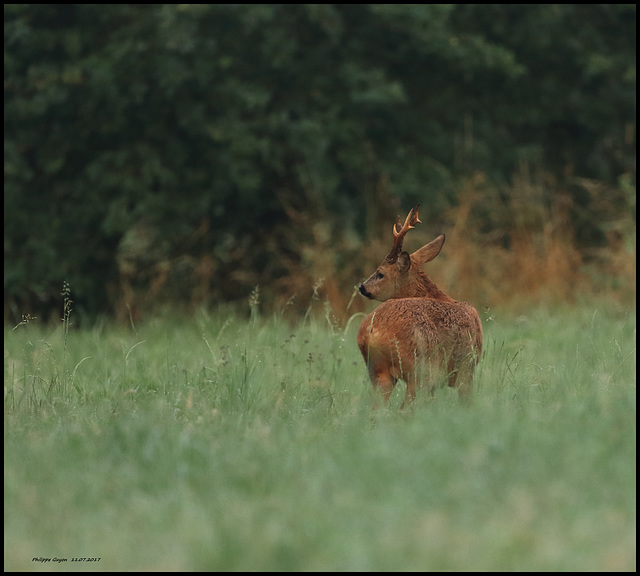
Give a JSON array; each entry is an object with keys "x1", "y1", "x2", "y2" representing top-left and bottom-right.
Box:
[{"x1": 4, "y1": 4, "x2": 636, "y2": 324}]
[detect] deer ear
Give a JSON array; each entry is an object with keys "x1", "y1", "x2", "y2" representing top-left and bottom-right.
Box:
[
  {"x1": 397, "y1": 251, "x2": 411, "y2": 273},
  {"x1": 411, "y1": 234, "x2": 445, "y2": 265}
]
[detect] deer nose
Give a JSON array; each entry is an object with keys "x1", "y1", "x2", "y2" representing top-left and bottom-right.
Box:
[{"x1": 359, "y1": 284, "x2": 372, "y2": 299}]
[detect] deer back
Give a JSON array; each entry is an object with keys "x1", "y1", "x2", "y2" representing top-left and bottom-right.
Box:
[{"x1": 357, "y1": 296, "x2": 482, "y2": 382}]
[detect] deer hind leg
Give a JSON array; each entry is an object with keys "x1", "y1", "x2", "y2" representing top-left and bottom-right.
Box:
[
  {"x1": 401, "y1": 373, "x2": 417, "y2": 410},
  {"x1": 448, "y1": 355, "x2": 476, "y2": 402},
  {"x1": 403, "y1": 359, "x2": 439, "y2": 407},
  {"x1": 368, "y1": 364, "x2": 397, "y2": 408},
  {"x1": 447, "y1": 356, "x2": 459, "y2": 388}
]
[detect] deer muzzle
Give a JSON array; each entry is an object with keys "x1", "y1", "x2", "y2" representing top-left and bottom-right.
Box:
[{"x1": 359, "y1": 283, "x2": 373, "y2": 299}]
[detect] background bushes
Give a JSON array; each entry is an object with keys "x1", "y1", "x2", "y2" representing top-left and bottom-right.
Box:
[{"x1": 4, "y1": 4, "x2": 636, "y2": 322}]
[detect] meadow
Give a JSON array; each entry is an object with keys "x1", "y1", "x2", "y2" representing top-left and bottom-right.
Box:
[{"x1": 4, "y1": 298, "x2": 636, "y2": 571}]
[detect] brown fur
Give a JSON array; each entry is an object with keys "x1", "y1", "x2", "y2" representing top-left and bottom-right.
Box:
[{"x1": 357, "y1": 211, "x2": 482, "y2": 406}]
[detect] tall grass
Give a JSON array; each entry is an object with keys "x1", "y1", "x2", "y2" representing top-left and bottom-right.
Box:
[{"x1": 4, "y1": 299, "x2": 636, "y2": 571}]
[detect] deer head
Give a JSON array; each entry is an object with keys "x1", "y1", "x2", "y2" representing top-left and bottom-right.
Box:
[{"x1": 359, "y1": 204, "x2": 447, "y2": 301}]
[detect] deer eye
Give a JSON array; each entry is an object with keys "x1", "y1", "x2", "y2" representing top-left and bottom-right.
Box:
[{"x1": 375, "y1": 271, "x2": 384, "y2": 280}]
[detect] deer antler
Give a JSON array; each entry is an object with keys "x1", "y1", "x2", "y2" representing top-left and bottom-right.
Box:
[{"x1": 385, "y1": 204, "x2": 422, "y2": 263}]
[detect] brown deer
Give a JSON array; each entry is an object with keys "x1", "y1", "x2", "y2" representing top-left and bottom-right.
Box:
[{"x1": 357, "y1": 204, "x2": 482, "y2": 406}]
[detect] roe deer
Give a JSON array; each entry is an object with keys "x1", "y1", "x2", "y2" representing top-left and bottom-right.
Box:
[{"x1": 357, "y1": 204, "x2": 482, "y2": 405}]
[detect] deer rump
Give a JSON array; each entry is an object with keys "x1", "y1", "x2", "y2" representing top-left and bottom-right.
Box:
[{"x1": 358, "y1": 297, "x2": 482, "y2": 399}]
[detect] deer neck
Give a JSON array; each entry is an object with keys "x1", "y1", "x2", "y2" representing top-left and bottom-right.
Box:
[{"x1": 401, "y1": 269, "x2": 454, "y2": 301}]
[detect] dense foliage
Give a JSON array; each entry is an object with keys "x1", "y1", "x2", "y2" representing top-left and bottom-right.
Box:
[{"x1": 4, "y1": 4, "x2": 636, "y2": 320}]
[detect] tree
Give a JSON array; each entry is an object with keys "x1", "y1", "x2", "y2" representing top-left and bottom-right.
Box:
[{"x1": 4, "y1": 5, "x2": 635, "y2": 321}]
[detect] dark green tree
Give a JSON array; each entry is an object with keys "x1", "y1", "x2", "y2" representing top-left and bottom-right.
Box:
[{"x1": 4, "y1": 4, "x2": 635, "y2": 321}]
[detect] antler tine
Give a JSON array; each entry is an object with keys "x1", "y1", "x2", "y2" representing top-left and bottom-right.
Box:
[
  {"x1": 386, "y1": 204, "x2": 422, "y2": 263},
  {"x1": 393, "y1": 204, "x2": 421, "y2": 238}
]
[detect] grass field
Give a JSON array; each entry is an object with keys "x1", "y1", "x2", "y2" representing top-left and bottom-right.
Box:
[{"x1": 4, "y1": 300, "x2": 636, "y2": 571}]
